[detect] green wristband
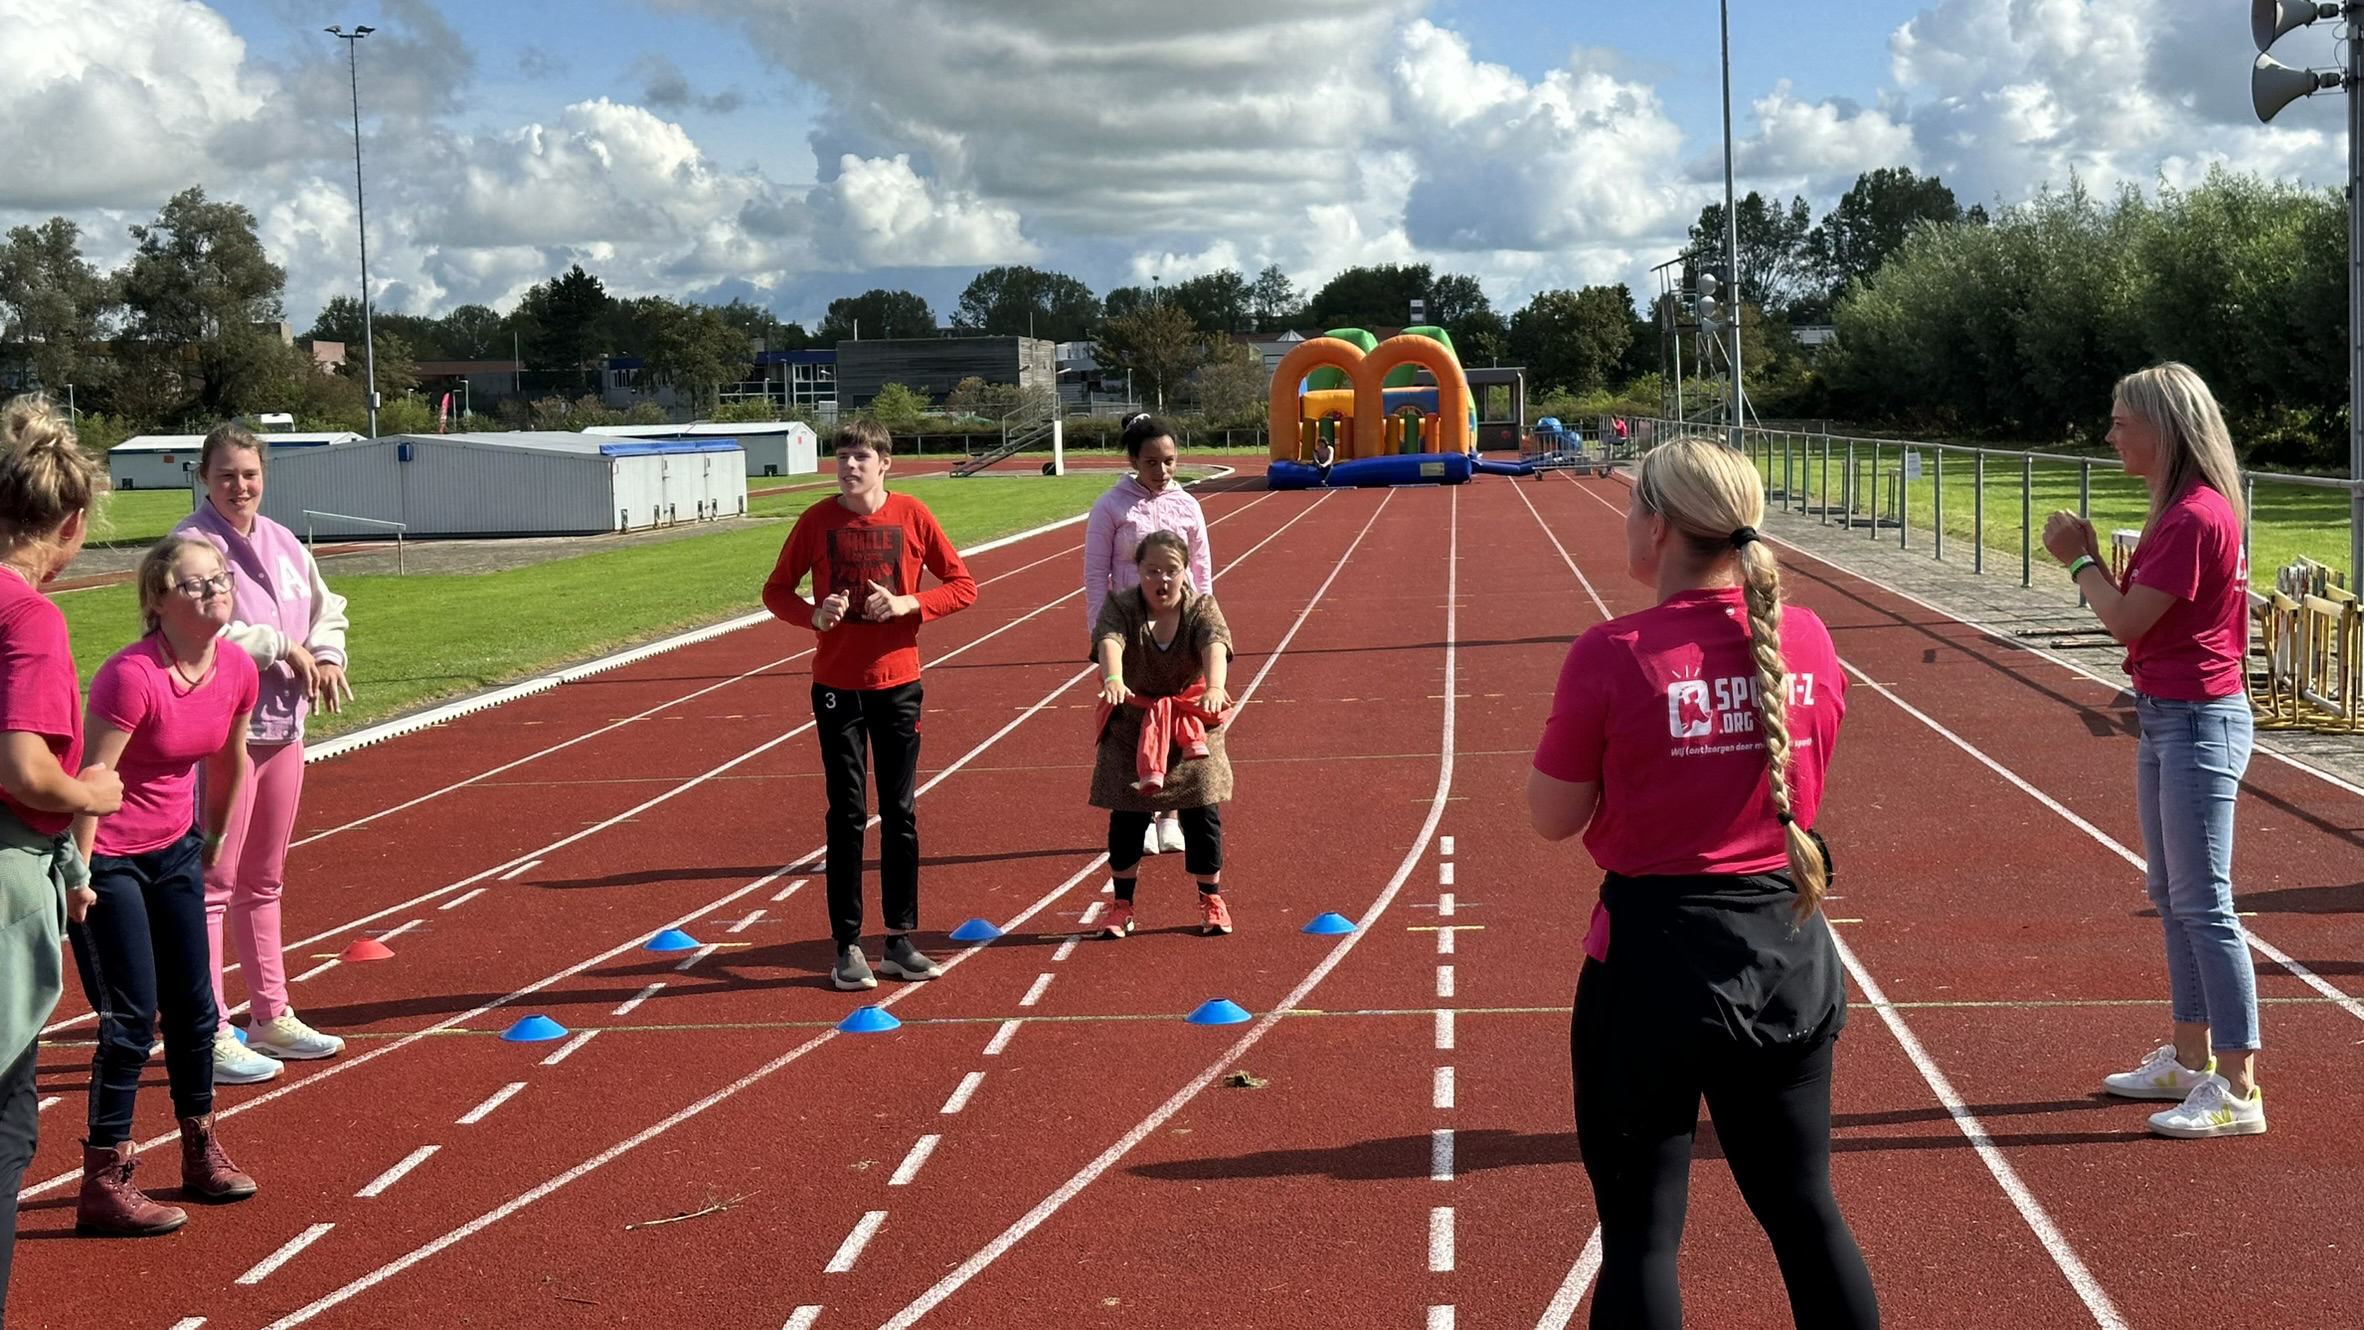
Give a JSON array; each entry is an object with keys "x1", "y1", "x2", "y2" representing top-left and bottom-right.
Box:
[{"x1": 2066, "y1": 554, "x2": 2099, "y2": 580}]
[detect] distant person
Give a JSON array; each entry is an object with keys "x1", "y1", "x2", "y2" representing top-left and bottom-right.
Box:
[
  {"x1": 1083, "y1": 414, "x2": 1212, "y2": 858},
  {"x1": 69, "y1": 536, "x2": 261, "y2": 1236},
  {"x1": 1528, "y1": 436, "x2": 1876, "y2": 1328},
  {"x1": 177, "y1": 424, "x2": 353, "y2": 1084},
  {"x1": 2044, "y1": 362, "x2": 2263, "y2": 1139},
  {"x1": 1311, "y1": 433, "x2": 1337, "y2": 479},
  {"x1": 1090, "y1": 530, "x2": 1235, "y2": 938},
  {"x1": 1611, "y1": 416, "x2": 1630, "y2": 449},
  {"x1": 764, "y1": 419, "x2": 978, "y2": 991},
  {"x1": 0, "y1": 396, "x2": 121, "y2": 1312}
]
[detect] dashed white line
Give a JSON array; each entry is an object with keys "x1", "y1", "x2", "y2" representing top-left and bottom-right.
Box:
[
  {"x1": 1434, "y1": 1009, "x2": 1455, "y2": 1051},
  {"x1": 1436, "y1": 965, "x2": 1455, "y2": 998},
  {"x1": 378, "y1": 919, "x2": 424, "y2": 943},
  {"x1": 1439, "y1": 862, "x2": 1455, "y2": 886},
  {"x1": 290, "y1": 958, "x2": 339, "y2": 984},
  {"x1": 1429, "y1": 1206, "x2": 1455, "y2": 1272},
  {"x1": 1434, "y1": 1066, "x2": 1455, "y2": 1110},
  {"x1": 1429, "y1": 1306, "x2": 1456, "y2": 1330},
  {"x1": 356, "y1": 1146, "x2": 440, "y2": 1199},
  {"x1": 499, "y1": 859, "x2": 541, "y2": 881},
  {"x1": 727, "y1": 909, "x2": 766, "y2": 934},
  {"x1": 35, "y1": 1096, "x2": 57, "y2": 1113},
  {"x1": 983, "y1": 1020, "x2": 1021, "y2": 1056},
  {"x1": 771, "y1": 878, "x2": 807, "y2": 903},
  {"x1": 170, "y1": 1319, "x2": 208, "y2": 1330},
  {"x1": 236, "y1": 1223, "x2": 336, "y2": 1284},
  {"x1": 439, "y1": 887, "x2": 486, "y2": 911},
  {"x1": 1431, "y1": 1129, "x2": 1454, "y2": 1182},
  {"x1": 1079, "y1": 900, "x2": 1105, "y2": 925},
  {"x1": 1018, "y1": 974, "x2": 1055, "y2": 1007},
  {"x1": 825, "y1": 1211, "x2": 889, "y2": 1273},
  {"x1": 1438, "y1": 892, "x2": 1455, "y2": 917},
  {"x1": 889, "y1": 1134, "x2": 941, "y2": 1187},
  {"x1": 782, "y1": 1308, "x2": 822, "y2": 1330},
  {"x1": 613, "y1": 982, "x2": 665, "y2": 1016},
  {"x1": 675, "y1": 943, "x2": 722, "y2": 972},
  {"x1": 1439, "y1": 836, "x2": 1455, "y2": 857},
  {"x1": 940, "y1": 1071, "x2": 985, "y2": 1115},
  {"x1": 1051, "y1": 936, "x2": 1081, "y2": 962},
  {"x1": 540, "y1": 1030, "x2": 600, "y2": 1066},
  {"x1": 458, "y1": 1083, "x2": 527, "y2": 1125},
  {"x1": 1437, "y1": 929, "x2": 1455, "y2": 956}
]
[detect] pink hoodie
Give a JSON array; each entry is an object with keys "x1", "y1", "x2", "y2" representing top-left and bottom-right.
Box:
[
  {"x1": 1082, "y1": 474, "x2": 1212, "y2": 635},
  {"x1": 176, "y1": 501, "x2": 350, "y2": 745}
]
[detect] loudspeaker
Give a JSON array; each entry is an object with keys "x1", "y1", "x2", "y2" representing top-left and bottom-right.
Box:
[
  {"x1": 2253, "y1": 53, "x2": 2338, "y2": 123},
  {"x1": 2254, "y1": 0, "x2": 2334, "y2": 54}
]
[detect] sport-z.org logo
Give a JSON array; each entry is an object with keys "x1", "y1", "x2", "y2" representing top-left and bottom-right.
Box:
[{"x1": 1667, "y1": 679, "x2": 1713, "y2": 739}]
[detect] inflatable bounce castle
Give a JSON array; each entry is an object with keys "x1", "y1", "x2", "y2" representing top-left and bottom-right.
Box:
[{"x1": 1266, "y1": 325, "x2": 1530, "y2": 490}]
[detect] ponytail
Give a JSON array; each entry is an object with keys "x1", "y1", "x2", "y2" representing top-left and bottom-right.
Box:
[{"x1": 0, "y1": 394, "x2": 106, "y2": 547}]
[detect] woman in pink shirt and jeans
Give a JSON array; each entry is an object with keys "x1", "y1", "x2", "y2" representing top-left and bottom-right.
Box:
[{"x1": 176, "y1": 424, "x2": 351, "y2": 1084}]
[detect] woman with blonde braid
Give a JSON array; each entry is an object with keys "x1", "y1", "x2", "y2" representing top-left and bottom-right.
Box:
[{"x1": 1528, "y1": 437, "x2": 1876, "y2": 1329}]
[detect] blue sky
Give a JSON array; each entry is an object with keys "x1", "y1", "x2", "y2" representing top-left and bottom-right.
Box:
[{"x1": 2, "y1": 1, "x2": 2341, "y2": 329}]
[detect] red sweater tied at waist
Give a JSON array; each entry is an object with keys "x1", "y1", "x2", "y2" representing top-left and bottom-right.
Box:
[{"x1": 1093, "y1": 682, "x2": 1234, "y2": 793}]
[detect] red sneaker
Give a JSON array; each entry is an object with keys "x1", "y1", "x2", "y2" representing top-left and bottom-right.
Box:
[
  {"x1": 1199, "y1": 893, "x2": 1233, "y2": 936},
  {"x1": 1101, "y1": 899, "x2": 1136, "y2": 939}
]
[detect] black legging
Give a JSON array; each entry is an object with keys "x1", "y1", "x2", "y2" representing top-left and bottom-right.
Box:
[
  {"x1": 1105, "y1": 806, "x2": 1221, "y2": 883},
  {"x1": 1573, "y1": 959, "x2": 1878, "y2": 1329}
]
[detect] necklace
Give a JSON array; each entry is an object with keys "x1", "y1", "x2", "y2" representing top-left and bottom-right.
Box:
[{"x1": 159, "y1": 636, "x2": 212, "y2": 689}]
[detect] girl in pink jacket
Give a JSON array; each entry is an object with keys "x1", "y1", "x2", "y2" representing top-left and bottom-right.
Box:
[{"x1": 175, "y1": 424, "x2": 352, "y2": 1084}]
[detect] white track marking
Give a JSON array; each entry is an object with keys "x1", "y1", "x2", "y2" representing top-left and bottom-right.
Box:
[
  {"x1": 1429, "y1": 1309, "x2": 1455, "y2": 1330},
  {"x1": 1436, "y1": 965, "x2": 1455, "y2": 999},
  {"x1": 889, "y1": 1134, "x2": 941, "y2": 1187},
  {"x1": 726, "y1": 909, "x2": 766, "y2": 934},
  {"x1": 1434, "y1": 1066, "x2": 1456, "y2": 1110},
  {"x1": 1018, "y1": 974, "x2": 1055, "y2": 1007},
  {"x1": 356, "y1": 1146, "x2": 440, "y2": 1198},
  {"x1": 1051, "y1": 936, "x2": 1081, "y2": 962},
  {"x1": 1533, "y1": 1227, "x2": 1606, "y2": 1330},
  {"x1": 378, "y1": 919, "x2": 424, "y2": 943},
  {"x1": 1078, "y1": 900, "x2": 1104, "y2": 926},
  {"x1": 782, "y1": 1308, "x2": 822, "y2": 1330},
  {"x1": 35, "y1": 1096, "x2": 57, "y2": 1113},
  {"x1": 438, "y1": 888, "x2": 486, "y2": 911},
  {"x1": 1513, "y1": 478, "x2": 1613, "y2": 617},
  {"x1": 498, "y1": 859, "x2": 540, "y2": 880},
  {"x1": 170, "y1": 1319, "x2": 207, "y2": 1330},
  {"x1": 771, "y1": 878, "x2": 806, "y2": 903},
  {"x1": 674, "y1": 943, "x2": 722, "y2": 972},
  {"x1": 983, "y1": 1020, "x2": 1022, "y2": 1056},
  {"x1": 824, "y1": 1211, "x2": 889, "y2": 1274},
  {"x1": 290, "y1": 958, "x2": 339, "y2": 984},
  {"x1": 1438, "y1": 892, "x2": 1455, "y2": 917},
  {"x1": 1439, "y1": 836, "x2": 1454, "y2": 857},
  {"x1": 1429, "y1": 1207, "x2": 1455, "y2": 1272},
  {"x1": 1434, "y1": 1010, "x2": 1455, "y2": 1051},
  {"x1": 940, "y1": 1071, "x2": 986, "y2": 1115},
  {"x1": 539, "y1": 1030, "x2": 600, "y2": 1066},
  {"x1": 613, "y1": 983, "x2": 665, "y2": 1016},
  {"x1": 236, "y1": 1224, "x2": 335, "y2": 1285},
  {"x1": 876, "y1": 488, "x2": 1453, "y2": 1330},
  {"x1": 1437, "y1": 930, "x2": 1455, "y2": 956},
  {"x1": 457, "y1": 1083, "x2": 527, "y2": 1125},
  {"x1": 1431, "y1": 1129, "x2": 1455, "y2": 1182},
  {"x1": 1439, "y1": 861, "x2": 1455, "y2": 886}
]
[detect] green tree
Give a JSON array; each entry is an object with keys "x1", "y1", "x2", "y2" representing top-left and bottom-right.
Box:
[
  {"x1": 712, "y1": 297, "x2": 810, "y2": 350},
  {"x1": 1095, "y1": 303, "x2": 1206, "y2": 414},
  {"x1": 514, "y1": 264, "x2": 614, "y2": 372},
  {"x1": 818, "y1": 289, "x2": 936, "y2": 342},
  {"x1": 0, "y1": 217, "x2": 115, "y2": 401},
  {"x1": 435, "y1": 303, "x2": 505, "y2": 359},
  {"x1": 1305, "y1": 263, "x2": 1433, "y2": 329},
  {"x1": 1508, "y1": 286, "x2": 1636, "y2": 395},
  {"x1": 117, "y1": 187, "x2": 288, "y2": 419},
  {"x1": 619, "y1": 297, "x2": 751, "y2": 412},
  {"x1": 1806, "y1": 167, "x2": 1963, "y2": 314},
  {"x1": 1192, "y1": 340, "x2": 1269, "y2": 427},
  {"x1": 954, "y1": 266, "x2": 1099, "y2": 341},
  {"x1": 1167, "y1": 270, "x2": 1250, "y2": 334},
  {"x1": 1249, "y1": 264, "x2": 1301, "y2": 331},
  {"x1": 865, "y1": 381, "x2": 928, "y2": 430},
  {"x1": 1689, "y1": 193, "x2": 1815, "y2": 317}
]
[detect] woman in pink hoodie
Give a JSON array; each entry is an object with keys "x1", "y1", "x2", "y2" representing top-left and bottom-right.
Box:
[
  {"x1": 1082, "y1": 415, "x2": 1211, "y2": 858},
  {"x1": 175, "y1": 424, "x2": 351, "y2": 1085}
]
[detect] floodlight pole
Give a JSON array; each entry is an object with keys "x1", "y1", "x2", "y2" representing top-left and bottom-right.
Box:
[
  {"x1": 1719, "y1": 0, "x2": 1745, "y2": 451},
  {"x1": 330, "y1": 25, "x2": 379, "y2": 439},
  {"x1": 2349, "y1": 5, "x2": 2362, "y2": 584}
]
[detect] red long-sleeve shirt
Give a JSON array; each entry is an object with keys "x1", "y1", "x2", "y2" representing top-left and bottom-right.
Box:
[{"x1": 763, "y1": 492, "x2": 978, "y2": 691}]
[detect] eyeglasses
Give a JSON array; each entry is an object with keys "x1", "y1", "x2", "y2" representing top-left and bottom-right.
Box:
[{"x1": 172, "y1": 574, "x2": 234, "y2": 599}]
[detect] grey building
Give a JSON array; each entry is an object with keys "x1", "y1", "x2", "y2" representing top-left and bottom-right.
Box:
[{"x1": 833, "y1": 336, "x2": 1056, "y2": 408}]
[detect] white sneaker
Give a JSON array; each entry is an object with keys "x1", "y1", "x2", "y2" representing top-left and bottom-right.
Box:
[
  {"x1": 1157, "y1": 814, "x2": 1186, "y2": 854},
  {"x1": 213, "y1": 1029, "x2": 284, "y2": 1085},
  {"x1": 2102, "y1": 1044, "x2": 2215, "y2": 1100},
  {"x1": 2147, "y1": 1075, "x2": 2266, "y2": 1139},
  {"x1": 1142, "y1": 822, "x2": 1162, "y2": 856},
  {"x1": 246, "y1": 1011, "x2": 346, "y2": 1061}
]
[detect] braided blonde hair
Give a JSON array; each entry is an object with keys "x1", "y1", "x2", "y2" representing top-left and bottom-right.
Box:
[{"x1": 1634, "y1": 436, "x2": 1829, "y2": 918}]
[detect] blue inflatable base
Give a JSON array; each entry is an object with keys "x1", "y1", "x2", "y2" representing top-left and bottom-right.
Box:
[{"x1": 1271, "y1": 452, "x2": 1505, "y2": 490}]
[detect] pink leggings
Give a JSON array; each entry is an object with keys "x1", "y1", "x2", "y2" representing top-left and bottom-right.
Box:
[{"x1": 206, "y1": 739, "x2": 305, "y2": 1030}]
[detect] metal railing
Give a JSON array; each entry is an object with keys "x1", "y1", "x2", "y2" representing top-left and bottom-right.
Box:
[{"x1": 302, "y1": 509, "x2": 408, "y2": 573}]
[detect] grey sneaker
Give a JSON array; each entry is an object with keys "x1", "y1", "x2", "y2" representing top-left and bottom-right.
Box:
[
  {"x1": 833, "y1": 945, "x2": 877, "y2": 991},
  {"x1": 879, "y1": 935, "x2": 943, "y2": 980}
]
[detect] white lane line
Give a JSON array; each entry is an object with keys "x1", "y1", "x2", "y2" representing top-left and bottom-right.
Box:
[
  {"x1": 499, "y1": 859, "x2": 541, "y2": 881},
  {"x1": 1439, "y1": 861, "x2": 1455, "y2": 886},
  {"x1": 1431, "y1": 1129, "x2": 1454, "y2": 1182},
  {"x1": 613, "y1": 982, "x2": 665, "y2": 1016},
  {"x1": 1532, "y1": 1226, "x2": 1606, "y2": 1330},
  {"x1": 727, "y1": 909, "x2": 766, "y2": 934},
  {"x1": 876, "y1": 487, "x2": 1441, "y2": 1330},
  {"x1": 170, "y1": 1319, "x2": 208, "y2": 1330},
  {"x1": 1078, "y1": 900, "x2": 1105, "y2": 926},
  {"x1": 1439, "y1": 836, "x2": 1455, "y2": 857},
  {"x1": 1434, "y1": 1009, "x2": 1454, "y2": 1051},
  {"x1": 1436, "y1": 965, "x2": 1455, "y2": 998},
  {"x1": 675, "y1": 943, "x2": 722, "y2": 972},
  {"x1": 1433, "y1": 1066, "x2": 1456, "y2": 1110},
  {"x1": 782, "y1": 1307, "x2": 822, "y2": 1330},
  {"x1": 1429, "y1": 1206, "x2": 1455, "y2": 1272},
  {"x1": 940, "y1": 1071, "x2": 986, "y2": 1116},
  {"x1": 290, "y1": 958, "x2": 339, "y2": 984},
  {"x1": 458, "y1": 1082, "x2": 528, "y2": 1126},
  {"x1": 1051, "y1": 936, "x2": 1081, "y2": 962},
  {"x1": 356, "y1": 1146, "x2": 440, "y2": 1199},
  {"x1": 378, "y1": 919, "x2": 424, "y2": 943},
  {"x1": 1437, "y1": 929, "x2": 1455, "y2": 956},
  {"x1": 1018, "y1": 974, "x2": 1055, "y2": 1007},
  {"x1": 36, "y1": 1096, "x2": 58, "y2": 1113},
  {"x1": 1515, "y1": 474, "x2": 1613, "y2": 617},
  {"x1": 1429, "y1": 1308, "x2": 1455, "y2": 1330},
  {"x1": 771, "y1": 878, "x2": 806, "y2": 903},
  {"x1": 1438, "y1": 892, "x2": 1455, "y2": 917},
  {"x1": 983, "y1": 1020, "x2": 1022, "y2": 1056},
  {"x1": 236, "y1": 1223, "x2": 336, "y2": 1285},
  {"x1": 889, "y1": 1134, "x2": 941, "y2": 1187},
  {"x1": 438, "y1": 888, "x2": 486, "y2": 911},
  {"x1": 540, "y1": 1030, "x2": 600, "y2": 1066},
  {"x1": 825, "y1": 1211, "x2": 889, "y2": 1274}
]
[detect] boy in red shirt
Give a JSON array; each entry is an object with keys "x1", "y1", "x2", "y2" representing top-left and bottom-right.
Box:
[{"x1": 763, "y1": 420, "x2": 977, "y2": 991}]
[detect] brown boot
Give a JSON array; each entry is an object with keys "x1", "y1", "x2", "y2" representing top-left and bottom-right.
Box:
[
  {"x1": 179, "y1": 1114, "x2": 258, "y2": 1202},
  {"x1": 76, "y1": 1141, "x2": 188, "y2": 1237}
]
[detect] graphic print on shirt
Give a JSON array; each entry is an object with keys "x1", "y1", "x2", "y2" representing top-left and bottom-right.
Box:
[
  {"x1": 276, "y1": 553, "x2": 311, "y2": 605},
  {"x1": 1665, "y1": 668, "x2": 1820, "y2": 755},
  {"x1": 826, "y1": 525, "x2": 905, "y2": 622}
]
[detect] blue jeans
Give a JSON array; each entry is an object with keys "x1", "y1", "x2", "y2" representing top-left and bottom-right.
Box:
[
  {"x1": 2134, "y1": 694, "x2": 2259, "y2": 1052},
  {"x1": 66, "y1": 831, "x2": 218, "y2": 1146}
]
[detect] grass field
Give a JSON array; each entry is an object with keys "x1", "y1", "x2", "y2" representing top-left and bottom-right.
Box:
[
  {"x1": 58, "y1": 472, "x2": 1123, "y2": 739},
  {"x1": 91, "y1": 488, "x2": 197, "y2": 547},
  {"x1": 1744, "y1": 439, "x2": 2354, "y2": 582}
]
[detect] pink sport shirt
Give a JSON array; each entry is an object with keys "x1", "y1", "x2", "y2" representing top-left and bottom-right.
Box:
[
  {"x1": 0, "y1": 576, "x2": 83, "y2": 837},
  {"x1": 2121, "y1": 484, "x2": 2248, "y2": 702},
  {"x1": 87, "y1": 636, "x2": 259, "y2": 857}
]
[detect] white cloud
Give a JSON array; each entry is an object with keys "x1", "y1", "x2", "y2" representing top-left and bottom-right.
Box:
[
  {"x1": 813, "y1": 154, "x2": 1035, "y2": 268},
  {"x1": 1729, "y1": 82, "x2": 1916, "y2": 186}
]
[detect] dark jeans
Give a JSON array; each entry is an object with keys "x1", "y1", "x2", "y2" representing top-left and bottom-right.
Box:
[
  {"x1": 67, "y1": 832, "x2": 218, "y2": 1147},
  {"x1": 1573, "y1": 958, "x2": 1877, "y2": 1329},
  {"x1": 1, "y1": 1038, "x2": 37, "y2": 1328},
  {"x1": 1106, "y1": 806, "x2": 1223, "y2": 881},
  {"x1": 812, "y1": 681, "x2": 923, "y2": 946}
]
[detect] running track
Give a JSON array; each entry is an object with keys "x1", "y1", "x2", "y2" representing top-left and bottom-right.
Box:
[{"x1": 11, "y1": 468, "x2": 2360, "y2": 1329}]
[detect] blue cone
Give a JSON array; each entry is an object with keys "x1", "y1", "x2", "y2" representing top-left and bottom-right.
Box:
[
  {"x1": 645, "y1": 928, "x2": 701, "y2": 952},
  {"x1": 501, "y1": 1014, "x2": 569, "y2": 1042},
  {"x1": 1302, "y1": 912, "x2": 1356, "y2": 935},
  {"x1": 838, "y1": 1005, "x2": 901, "y2": 1033},
  {"x1": 949, "y1": 917, "x2": 1003, "y2": 943},
  {"x1": 1186, "y1": 998, "x2": 1251, "y2": 1026}
]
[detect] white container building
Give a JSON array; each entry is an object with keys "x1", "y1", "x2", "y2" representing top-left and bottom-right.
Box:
[
  {"x1": 584, "y1": 421, "x2": 818, "y2": 478},
  {"x1": 109, "y1": 432, "x2": 359, "y2": 491},
  {"x1": 256, "y1": 432, "x2": 747, "y2": 539}
]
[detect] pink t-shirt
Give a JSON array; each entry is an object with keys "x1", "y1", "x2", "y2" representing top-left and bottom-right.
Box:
[
  {"x1": 1533, "y1": 588, "x2": 1845, "y2": 879},
  {"x1": 0, "y1": 576, "x2": 83, "y2": 836},
  {"x1": 88, "y1": 637, "x2": 259, "y2": 857},
  {"x1": 2122, "y1": 484, "x2": 2248, "y2": 702}
]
